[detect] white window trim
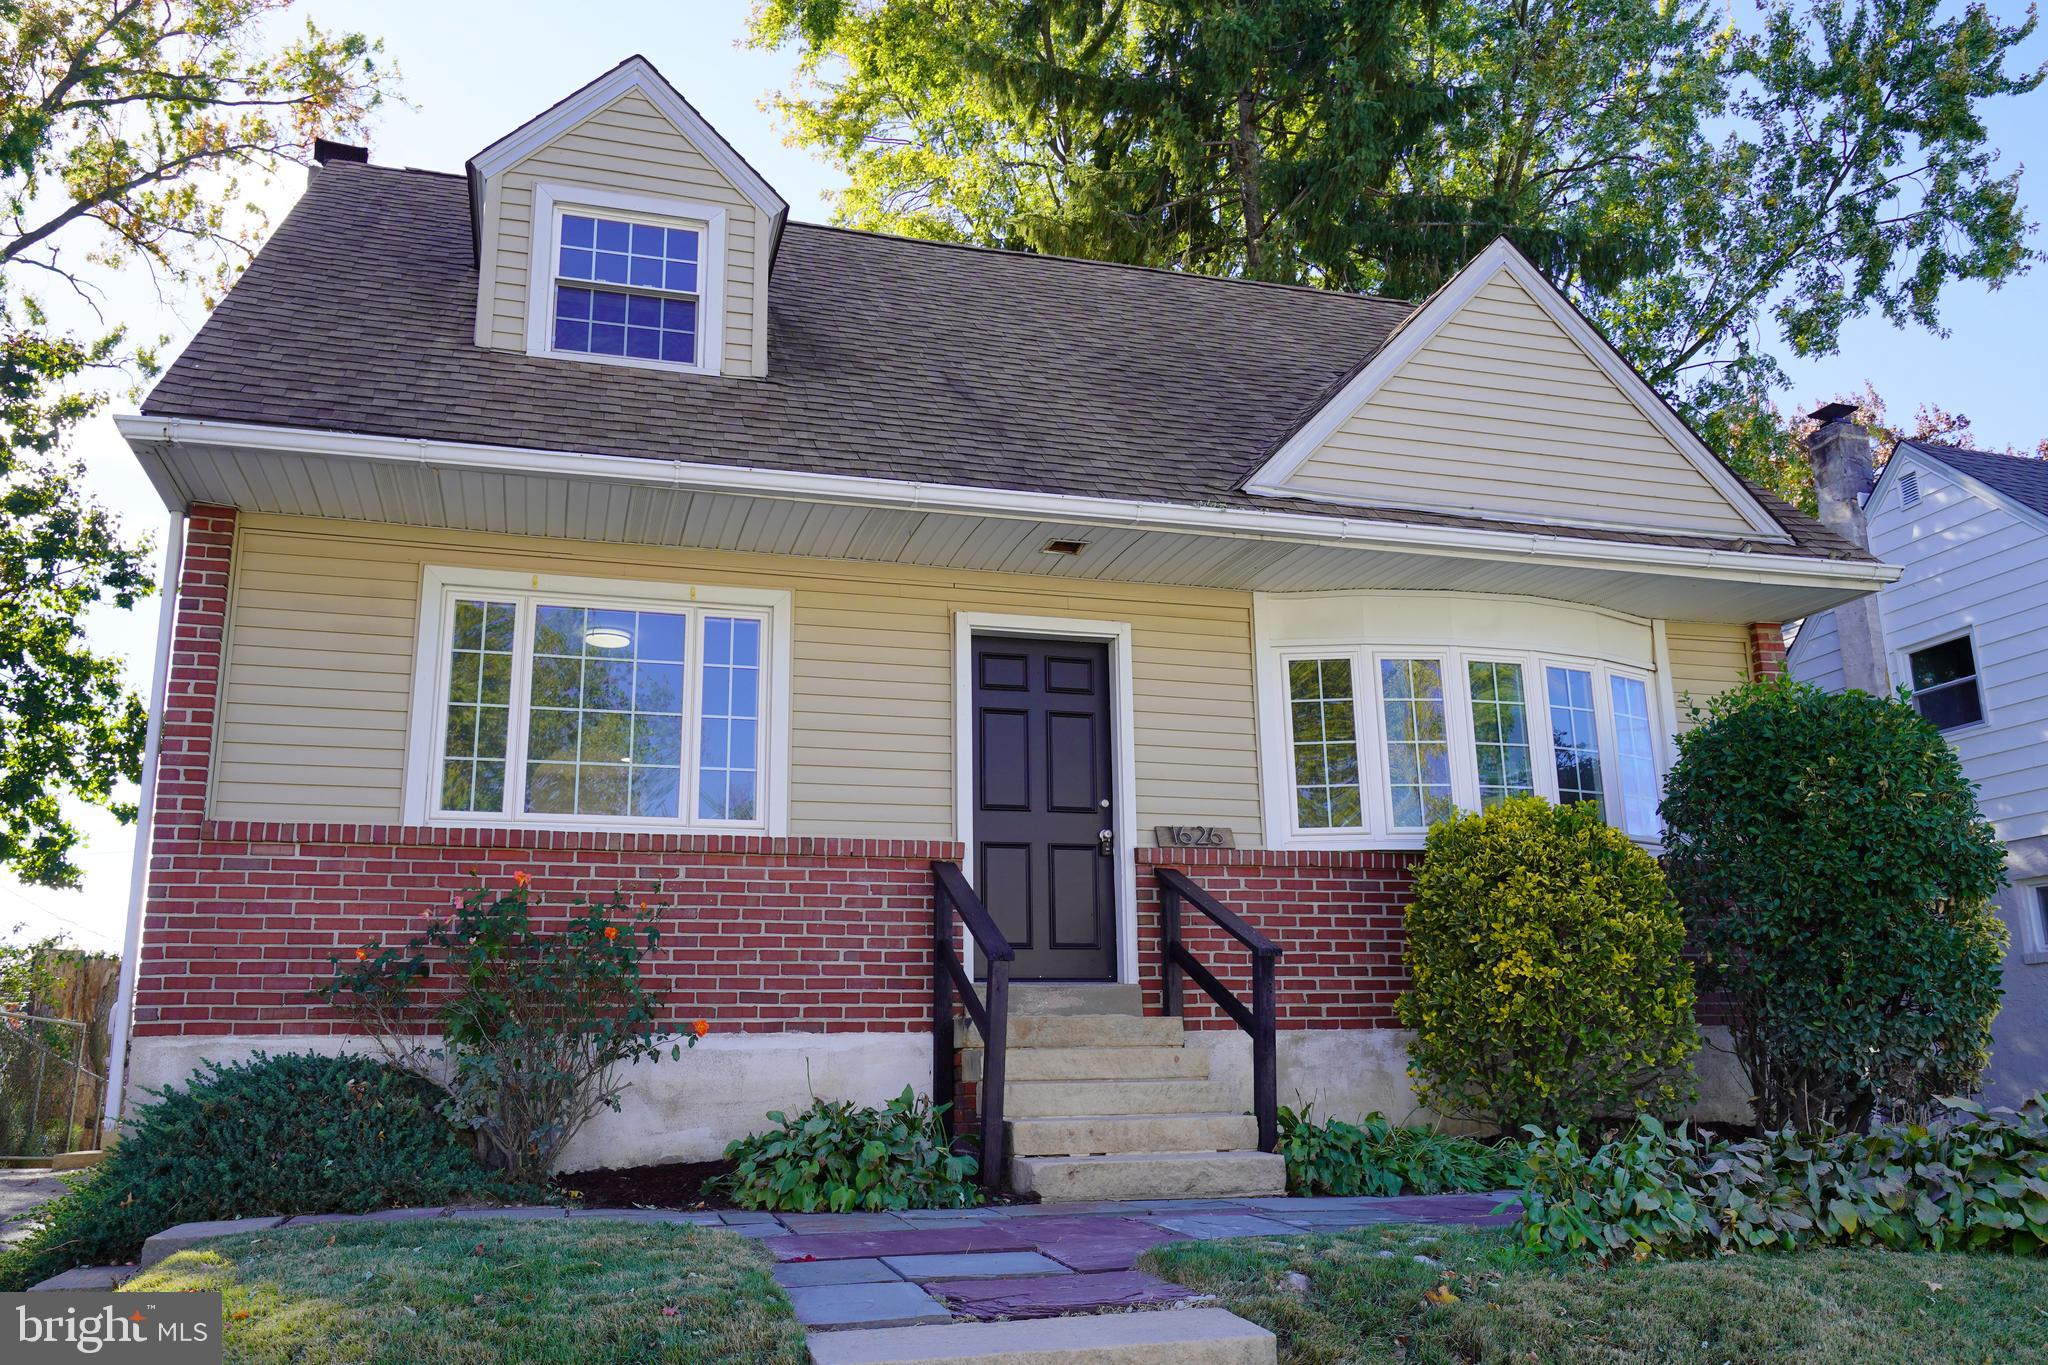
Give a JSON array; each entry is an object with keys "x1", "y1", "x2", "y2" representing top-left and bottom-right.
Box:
[
  {"x1": 1257, "y1": 642, "x2": 1665, "y2": 850},
  {"x1": 1894, "y1": 627, "x2": 1990, "y2": 736},
  {"x1": 524, "y1": 182, "x2": 727, "y2": 376},
  {"x1": 402, "y1": 566, "x2": 791, "y2": 835},
  {"x1": 951, "y1": 612, "x2": 1140, "y2": 988},
  {"x1": 2020, "y1": 879, "x2": 2048, "y2": 966}
]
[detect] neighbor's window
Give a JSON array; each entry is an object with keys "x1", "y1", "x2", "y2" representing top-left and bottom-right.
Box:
[
  {"x1": 1289, "y1": 658, "x2": 1363, "y2": 829},
  {"x1": 2034, "y1": 885, "x2": 2048, "y2": 956},
  {"x1": 1907, "y1": 636, "x2": 1985, "y2": 731},
  {"x1": 1546, "y1": 665, "x2": 1604, "y2": 816},
  {"x1": 431, "y1": 586, "x2": 771, "y2": 829},
  {"x1": 551, "y1": 211, "x2": 701, "y2": 365},
  {"x1": 1468, "y1": 660, "x2": 1534, "y2": 808}
]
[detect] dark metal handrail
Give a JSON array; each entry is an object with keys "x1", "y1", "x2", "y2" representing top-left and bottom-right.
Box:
[
  {"x1": 931, "y1": 860, "x2": 1014, "y2": 1191},
  {"x1": 1155, "y1": 867, "x2": 1283, "y2": 1152}
]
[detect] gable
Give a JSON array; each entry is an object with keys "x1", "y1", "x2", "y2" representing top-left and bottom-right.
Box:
[
  {"x1": 470, "y1": 60, "x2": 786, "y2": 379},
  {"x1": 1246, "y1": 243, "x2": 1782, "y2": 540}
]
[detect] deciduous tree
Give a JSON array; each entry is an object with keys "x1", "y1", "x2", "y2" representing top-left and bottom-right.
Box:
[{"x1": 0, "y1": 0, "x2": 394, "y2": 885}]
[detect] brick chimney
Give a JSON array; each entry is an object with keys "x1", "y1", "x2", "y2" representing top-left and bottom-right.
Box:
[{"x1": 1806, "y1": 403, "x2": 1891, "y2": 694}]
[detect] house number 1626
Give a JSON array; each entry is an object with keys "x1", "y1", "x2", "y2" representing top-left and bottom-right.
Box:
[{"x1": 1154, "y1": 825, "x2": 1234, "y2": 848}]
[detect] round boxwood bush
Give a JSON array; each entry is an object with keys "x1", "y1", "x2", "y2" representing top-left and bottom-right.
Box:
[
  {"x1": 1398, "y1": 795, "x2": 1701, "y2": 1131},
  {"x1": 1661, "y1": 676, "x2": 2008, "y2": 1131},
  {"x1": 0, "y1": 1051, "x2": 524, "y2": 1290}
]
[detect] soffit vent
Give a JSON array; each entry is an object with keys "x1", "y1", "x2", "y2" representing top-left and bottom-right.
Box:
[{"x1": 1900, "y1": 469, "x2": 1921, "y2": 509}]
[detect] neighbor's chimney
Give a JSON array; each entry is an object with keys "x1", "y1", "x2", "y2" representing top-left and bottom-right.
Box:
[
  {"x1": 1805, "y1": 403, "x2": 1891, "y2": 695},
  {"x1": 312, "y1": 138, "x2": 369, "y2": 166}
]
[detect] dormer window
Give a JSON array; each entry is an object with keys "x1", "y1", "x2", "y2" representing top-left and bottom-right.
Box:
[
  {"x1": 522, "y1": 184, "x2": 727, "y2": 375},
  {"x1": 552, "y1": 212, "x2": 701, "y2": 365}
]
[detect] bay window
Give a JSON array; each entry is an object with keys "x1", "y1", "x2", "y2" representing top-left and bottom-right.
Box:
[
  {"x1": 1266, "y1": 641, "x2": 1666, "y2": 845},
  {"x1": 408, "y1": 570, "x2": 786, "y2": 832}
]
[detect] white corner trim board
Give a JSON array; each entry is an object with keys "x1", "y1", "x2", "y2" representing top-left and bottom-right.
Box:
[
  {"x1": 115, "y1": 416, "x2": 1900, "y2": 594},
  {"x1": 1242, "y1": 237, "x2": 1790, "y2": 543}
]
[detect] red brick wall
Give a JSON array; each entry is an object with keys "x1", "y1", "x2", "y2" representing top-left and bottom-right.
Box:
[
  {"x1": 1134, "y1": 847, "x2": 1421, "y2": 1029},
  {"x1": 132, "y1": 506, "x2": 959, "y2": 1039},
  {"x1": 1749, "y1": 622, "x2": 1788, "y2": 678}
]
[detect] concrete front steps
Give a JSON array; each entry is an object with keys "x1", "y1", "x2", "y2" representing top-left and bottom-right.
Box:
[
  {"x1": 964, "y1": 999, "x2": 1285, "y2": 1203},
  {"x1": 808, "y1": 1307, "x2": 1275, "y2": 1364}
]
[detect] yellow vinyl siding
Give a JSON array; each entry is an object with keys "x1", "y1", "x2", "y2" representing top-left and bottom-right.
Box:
[
  {"x1": 1285, "y1": 272, "x2": 1757, "y2": 536},
  {"x1": 212, "y1": 516, "x2": 1264, "y2": 843},
  {"x1": 1665, "y1": 620, "x2": 1753, "y2": 727},
  {"x1": 478, "y1": 90, "x2": 762, "y2": 376}
]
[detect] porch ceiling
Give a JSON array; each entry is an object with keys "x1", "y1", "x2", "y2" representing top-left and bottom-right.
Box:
[{"x1": 119, "y1": 420, "x2": 1894, "y2": 625}]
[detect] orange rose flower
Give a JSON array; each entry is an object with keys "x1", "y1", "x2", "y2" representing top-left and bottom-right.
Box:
[
  {"x1": 355, "y1": 947, "x2": 368, "y2": 961},
  {"x1": 604, "y1": 925, "x2": 619, "y2": 941},
  {"x1": 692, "y1": 1019, "x2": 710, "y2": 1039},
  {"x1": 512, "y1": 870, "x2": 531, "y2": 888}
]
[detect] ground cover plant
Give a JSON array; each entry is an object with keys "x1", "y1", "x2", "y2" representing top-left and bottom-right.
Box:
[
  {"x1": 718, "y1": 1087, "x2": 980, "y2": 1212},
  {"x1": 126, "y1": 1217, "x2": 805, "y2": 1364},
  {"x1": 0, "y1": 1052, "x2": 521, "y2": 1291},
  {"x1": 1400, "y1": 795, "x2": 1700, "y2": 1130},
  {"x1": 1517, "y1": 1095, "x2": 2048, "y2": 1257},
  {"x1": 323, "y1": 876, "x2": 701, "y2": 1182},
  {"x1": 1662, "y1": 677, "x2": 2007, "y2": 1130},
  {"x1": 1143, "y1": 1221, "x2": 2048, "y2": 1364},
  {"x1": 1276, "y1": 1106, "x2": 1516, "y2": 1197}
]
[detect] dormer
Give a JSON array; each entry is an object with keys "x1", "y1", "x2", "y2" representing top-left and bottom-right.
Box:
[{"x1": 466, "y1": 56, "x2": 789, "y2": 379}]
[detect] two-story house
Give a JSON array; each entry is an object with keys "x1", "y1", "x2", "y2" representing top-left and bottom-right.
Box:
[
  {"x1": 101, "y1": 56, "x2": 1893, "y2": 1197},
  {"x1": 1790, "y1": 418, "x2": 2048, "y2": 1106}
]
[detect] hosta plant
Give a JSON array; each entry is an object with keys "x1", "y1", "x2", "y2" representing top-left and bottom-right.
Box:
[
  {"x1": 1277, "y1": 1106, "x2": 1518, "y2": 1197},
  {"x1": 1517, "y1": 1094, "x2": 2048, "y2": 1258},
  {"x1": 719, "y1": 1087, "x2": 980, "y2": 1212}
]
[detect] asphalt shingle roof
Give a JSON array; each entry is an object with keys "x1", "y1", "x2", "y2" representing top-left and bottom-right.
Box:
[
  {"x1": 142, "y1": 160, "x2": 1865, "y2": 563},
  {"x1": 1905, "y1": 440, "x2": 2048, "y2": 522}
]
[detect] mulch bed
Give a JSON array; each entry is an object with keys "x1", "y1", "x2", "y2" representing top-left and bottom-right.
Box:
[{"x1": 554, "y1": 1157, "x2": 737, "y2": 1210}]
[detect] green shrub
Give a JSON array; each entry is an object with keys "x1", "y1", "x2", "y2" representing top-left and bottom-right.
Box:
[
  {"x1": 718, "y1": 1087, "x2": 979, "y2": 1212},
  {"x1": 1277, "y1": 1106, "x2": 1517, "y2": 1196},
  {"x1": 1661, "y1": 676, "x2": 2008, "y2": 1130},
  {"x1": 0, "y1": 1051, "x2": 521, "y2": 1290},
  {"x1": 322, "y1": 877, "x2": 697, "y2": 1182},
  {"x1": 1516, "y1": 1094, "x2": 2048, "y2": 1258},
  {"x1": 1397, "y1": 795, "x2": 1700, "y2": 1130}
]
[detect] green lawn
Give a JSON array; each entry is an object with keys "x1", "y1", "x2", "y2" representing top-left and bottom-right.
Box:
[
  {"x1": 1142, "y1": 1223, "x2": 2048, "y2": 1364},
  {"x1": 125, "y1": 1219, "x2": 806, "y2": 1364}
]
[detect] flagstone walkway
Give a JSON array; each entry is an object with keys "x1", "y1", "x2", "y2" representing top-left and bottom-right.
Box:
[{"x1": 745, "y1": 1192, "x2": 1519, "y2": 1330}]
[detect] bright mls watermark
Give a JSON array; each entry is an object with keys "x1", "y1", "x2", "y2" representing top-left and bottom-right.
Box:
[{"x1": 2, "y1": 1293, "x2": 221, "y2": 1363}]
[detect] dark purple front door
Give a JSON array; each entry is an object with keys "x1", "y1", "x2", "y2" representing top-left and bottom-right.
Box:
[{"x1": 970, "y1": 635, "x2": 1117, "y2": 981}]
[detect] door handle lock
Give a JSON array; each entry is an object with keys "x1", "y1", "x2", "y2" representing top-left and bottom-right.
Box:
[{"x1": 1098, "y1": 827, "x2": 1115, "y2": 857}]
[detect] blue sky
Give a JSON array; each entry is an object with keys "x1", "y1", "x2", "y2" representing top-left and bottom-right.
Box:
[{"x1": 5, "y1": 0, "x2": 2044, "y2": 951}]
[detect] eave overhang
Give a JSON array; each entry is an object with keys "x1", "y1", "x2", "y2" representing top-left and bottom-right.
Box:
[{"x1": 116, "y1": 415, "x2": 1897, "y2": 625}]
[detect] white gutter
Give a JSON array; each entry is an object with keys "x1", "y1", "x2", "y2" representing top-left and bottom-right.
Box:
[
  {"x1": 103, "y1": 512, "x2": 185, "y2": 1128},
  {"x1": 114, "y1": 415, "x2": 1900, "y2": 591}
]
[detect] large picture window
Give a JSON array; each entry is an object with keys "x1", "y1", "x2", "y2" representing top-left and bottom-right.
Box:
[
  {"x1": 412, "y1": 571, "x2": 784, "y2": 831},
  {"x1": 1268, "y1": 642, "x2": 1663, "y2": 846}
]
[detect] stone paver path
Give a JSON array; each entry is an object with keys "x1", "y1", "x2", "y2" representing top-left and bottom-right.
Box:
[{"x1": 758, "y1": 1191, "x2": 1517, "y2": 1330}]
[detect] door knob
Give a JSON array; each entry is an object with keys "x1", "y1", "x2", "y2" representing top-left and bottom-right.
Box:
[{"x1": 1098, "y1": 828, "x2": 1114, "y2": 856}]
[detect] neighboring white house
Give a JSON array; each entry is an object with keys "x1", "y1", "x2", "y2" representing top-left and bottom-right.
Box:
[{"x1": 1789, "y1": 433, "x2": 2048, "y2": 1107}]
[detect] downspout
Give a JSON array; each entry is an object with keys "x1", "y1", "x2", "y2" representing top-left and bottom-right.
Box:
[{"x1": 102, "y1": 511, "x2": 186, "y2": 1129}]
